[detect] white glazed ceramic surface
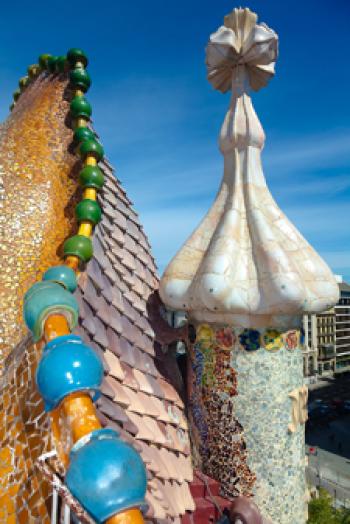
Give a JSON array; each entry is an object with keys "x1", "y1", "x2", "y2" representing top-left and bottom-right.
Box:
[{"x1": 160, "y1": 8, "x2": 339, "y2": 328}]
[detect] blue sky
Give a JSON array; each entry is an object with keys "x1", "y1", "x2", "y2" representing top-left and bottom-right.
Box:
[{"x1": 1, "y1": 0, "x2": 349, "y2": 281}]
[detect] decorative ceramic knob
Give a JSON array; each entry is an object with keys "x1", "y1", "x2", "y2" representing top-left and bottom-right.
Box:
[
  {"x1": 23, "y1": 281, "x2": 79, "y2": 341},
  {"x1": 79, "y1": 139, "x2": 104, "y2": 161},
  {"x1": 38, "y1": 54, "x2": 52, "y2": 69},
  {"x1": 27, "y1": 64, "x2": 40, "y2": 78},
  {"x1": 70, "y1": 96, "x2": 92, "y2": 120},
  {"x1": 229, "y1": 497, "x2": 262, "y2": 524},
  {"x1": 67, "y1": 48, "x2": 88, "y2": 68},
  {"x1": 79, "y1": 165, "x2": 104, "y2": 189},
  {"x1": 66, "y1": 429, "x2": 147, "y2": 523},
  {"x1": 56, "y1": 55, "x2": 67, "y2": 73},
  {"x1": 73, "y1": 126, "x2": 95, "y2": 144},
  {"x1": 13, "y1": 89, "x2": 21, "y2": 101},
  {"x1": 70, "y1": 68, "x2": 91, "y2": 92},
  {"x1": 42, "y1": 265, "x2": 77, "y2": 292},
  {"x1": 63, "y1": 234, "x2": 93, "y2": 263},
  {"x1": 19, "y1": 76, "x2": 29, "y2": 90},
  {"x1": 47, "y1": 56, "x2": 58, "y2": 73},
  {"x1": 36, "y1": 334, "x2": 103, "y2": 411},
  {"x1": 75, "y1": 199, "x2": 102, "y2": 225}
]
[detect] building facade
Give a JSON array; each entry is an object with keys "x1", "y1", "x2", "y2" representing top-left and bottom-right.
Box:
[
  {"x1": 302, "y1": 279, "x2": 350, "y2": 379},
  {"x1": 335, "y1": 282, "x2": 350, "y2": 372}
]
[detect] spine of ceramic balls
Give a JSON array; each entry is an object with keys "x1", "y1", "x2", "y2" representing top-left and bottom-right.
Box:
[
  {"x1": 188, "y1": 323, "x2": 307, "y2": 524},
  {"x1": 22, "y1": 50, "x2": 147, "y2": 524}
]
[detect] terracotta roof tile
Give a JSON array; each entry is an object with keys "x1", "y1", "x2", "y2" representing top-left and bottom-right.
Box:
[
  {"x1": 119, "y1": 338, "x2": 137, "y2": 368},
  {"x1": 106, "y1": 327, "x2": 122, "y2": 356},
  {"x1": 130, "y1": 369, "x2": 155, "y2": 396},
  {"x1": 97, "y1": 411, "x2": 123, "y2": 433},
  {"x1": 123, "y1": 269, "x2": 136, "y2": 288},
  {"x1": 110, "y1": 286, "x2": 124, "y2": 312},
  {"x1": 176, "y1": 428, "x2": 191, "y2": 456},
  {"x1": 166, "y1": 425, "x2": 183, "y2": 453},
  {"x1": 161, "y1": 480, "x2": 179, "y2": 515},
  {"x1": 81, "y1": 301, "x2": 96, "y2": 336},
  {"x1": 180, "y1": 455, "x2": 194, "y2": 483},
  {"x1": 130, "y1": 346, "x2": 146, "y2": 373},
  {"x1": 136, "y1": 391, "x2": 161, "y2": 419},
  {"x1": 73, "y1": 160, "x2": 193, "y2": 520},
  {"x1": 146, "y1": 492, "x2": 167, "y2": 520},
  {"x1": 103, "y1": 350, "x2": 125, "y2": 381},
  {"x1": 111, "y1": 225, "x2": 124, "y2": 246},
  {"x1": 117, "y1": 199, "x2": 132, "y2": 218},
  {"x1": 145, "y1": 417, "x2": 169, "y2": 446},
  {"x1": 165, "y1": 401, "x2": 181, "y2": 426},
  {"x1": 122, "y1": 297, "x2": 136, "y2": 323},
  {"x1": 100, "y1": 215, "x2": 114, "y2": 234},
  {"x1": 105, "y1": 265, "x2": 118, "y2": 285},
  {"x1": 127, "y1": 412, "x2": 154, "y2": 441},
  {"x1": 97, "y1": 396, "x2": 131, "y2": 426},
  {"x1": 150, "y1": 397, "x2": 172, "y2": 424},
  {"x1": 119, "y1": 362, "x2": 139, "y2": 390},
  {"x1": 100, "y1": 274, "x2": 113, "y2": 303},
  {"x1": 137, "y1": 315, "x2": 155, "y2": 339},
  {"x1": 104, "y1": 376, "x2": 130, "y2": 407},
  {"x1": 100, "y1": 378, "x2": 115, "y2": 399},
  {"x1": 147, "y1": 482, "x2": 165, "y2": 504},
  {"x1": 108, "y1": 306, "x2": 123, "y2": 334},
  {"x1": 152, "y1": 479, "x2": 170, "y2": 506},
  {"x1": 138, "y1": 442, "x2": 161, "y2": 476},
  {"x1": 157, "y1": 421, "x2": 174, "y2": 450},
  {"x1": 154, "y1": 380, "x2": 184, "y2": 409},
  {"x1": 151, "y1": 450, "x2": 171, "y2": 482},
  {"x1": 132, "y1": 276, "x2": 146, "y2": 297},
  {"x1": 146, "y1": 374, "x2": 166, "y2": 399},
  {"x1": 122, "y1": 386, "x2": 147, "y2": 414},
  {"x1": 141, "y1": 352, "x2": 159, "y2": 377},
  {"x1": 175, "y1": 483, "x2": 191, "y2": 516},
  {"x1": 92, "y1": 316, "x2": 109, "y2": 347},
  {"x1": 134, "y1": 258, "x2": 147, "y2": 281},
  {"x1": 121, "y1": 316, "x2": 137, "y2": 344},
  {"x1": 114, "y1": 210, "x2": 127, "y2": 231},
  {"x1": 92, "y1": 236, "x2": 109, "y2": 270},
  {"x1": 121, "y1": 250, "x2": 136, "y2": 271},
  {"x1": 102, "y1": 202, "x2": 116, "y2": 221},
  {"x1": 88, "y1": 258, "x2": 105, "y2": 291},
  {"x1": 135, "y1": 333, "x2": 155, "y2": 356},
  {"x1": 125, "y1": 219, "x2": 140, "y2": 240},
  {"x1": 104, "y1": 191, "x2": 119, "y2": 208},
  {"x1": 124, "y1": 234, "x2": 137, "y2": 254},
  {"x1": 96, "y1": 299, "x2": 112, "y2": 325}
]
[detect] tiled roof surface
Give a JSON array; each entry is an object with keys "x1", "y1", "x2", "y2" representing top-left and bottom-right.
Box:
[{"x1": 74, "y1": 158, "x2": 194, "y2": 521}]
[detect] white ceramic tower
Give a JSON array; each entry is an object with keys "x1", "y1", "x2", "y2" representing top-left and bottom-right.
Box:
[{"x1": 159, "y1": 7, "x2": 339, "y2": 524}]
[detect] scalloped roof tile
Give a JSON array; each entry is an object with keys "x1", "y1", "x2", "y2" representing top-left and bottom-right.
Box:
[{"x1": 72, "y1": 156, "x2": 193, "y2": 521}]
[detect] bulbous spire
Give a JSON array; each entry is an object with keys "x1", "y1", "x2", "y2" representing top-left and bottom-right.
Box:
[{"x1": 159, "y1": 7, "x2": 339, "y2": 328}]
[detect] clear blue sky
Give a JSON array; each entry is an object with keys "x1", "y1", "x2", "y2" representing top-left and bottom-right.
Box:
[{"x1": 1, "y1": 0, "x2": 349, "y2": 281}]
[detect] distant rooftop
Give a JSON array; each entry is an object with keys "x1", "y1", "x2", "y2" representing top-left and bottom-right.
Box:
[{"x1": 339, "y1": 281, "x2": 350, "y2": 293}]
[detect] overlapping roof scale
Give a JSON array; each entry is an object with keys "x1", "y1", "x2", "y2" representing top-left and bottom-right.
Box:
[{"x1": 74, "y1": 157, "x2": 194, "y2": 521}]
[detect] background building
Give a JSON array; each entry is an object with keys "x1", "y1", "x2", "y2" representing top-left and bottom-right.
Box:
[
  {"x1": 302, "y1": 278, "x2": 350, "y2": 380},
  {"x1": 335, "y1": 281, "x2": 350, "y2": 372}
]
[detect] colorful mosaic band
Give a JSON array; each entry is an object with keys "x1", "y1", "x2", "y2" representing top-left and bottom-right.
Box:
[{"x1": 188, "y1": 323, "x2": 307, "y2": 524}]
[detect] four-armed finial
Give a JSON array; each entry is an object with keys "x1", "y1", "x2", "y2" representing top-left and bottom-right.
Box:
[{"x1": 206, "y1": 7, "x2": 278, "y2": 93}]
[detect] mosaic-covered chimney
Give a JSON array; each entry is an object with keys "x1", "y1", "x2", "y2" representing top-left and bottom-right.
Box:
[{"x1": 159, "y1": 7, "x2": 339, "y2": 524}]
